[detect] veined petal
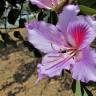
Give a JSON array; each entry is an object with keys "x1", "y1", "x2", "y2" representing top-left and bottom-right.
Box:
[
  {"x1": 71, "y1": 47, "x2": 96, "y2": 83},
  {"x1": 25, "y1": 20, "x2": 64, "y2": 53},
  {"x1": 29, "y1": 0, "x2": 57, "y2": 9},
  {"x1": 37, "y1": 52, "x2": 74, "y2": 78},
  {"x1": 56, "y1": 5, "x2": 79, "y2": 34},
  {"x1": 85, "y1": 16, "x2": 96, "y2": 32},
  {"x1": 67, "y1": 20, "x2": 95, "y2": 49}
]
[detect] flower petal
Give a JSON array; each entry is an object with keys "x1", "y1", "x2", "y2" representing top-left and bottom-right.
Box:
[
  {"x1": 67, "y1": 20, "x2": 96, "y2": 49},
  {"x1": 85, "y1": 16, "x2": 96, "y2": 31},
  {"x1": 25, "y1": 20, "x2": 64, "y2": 53},
  {"x1": 37, "y1": 52, "x2": 74, "y2": 79},
  {"x1": 29, "y1": 0, "x2": 57, "y2": 9},
  {"x1": 56, "y1": 5, "x2": 79, "y2": 34},
  {"x1": 71, "y1": 47, "x2": 96, "y2": 83}
]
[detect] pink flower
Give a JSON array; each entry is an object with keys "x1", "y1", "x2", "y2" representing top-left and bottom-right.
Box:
[
  {"x1": 26, "y1": 5, "x2": 96, "y2": 83},
  {"x1": 29, "y1": 0, "x2": 66, "y2": 11}
]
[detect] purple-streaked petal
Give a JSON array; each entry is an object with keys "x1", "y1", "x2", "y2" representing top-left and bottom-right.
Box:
[
  {"x1": 29, "y1": 0, "x2": 57, "y2": 9},
  {"x1": 85, "y1": 16, "x2": 96, "y2": 31},
  {"x1": 71, "y1": 47, "x2": 96, "y2": 83},
  {"x1": 67, "y1": 20, "x2": 96, "y2": 49},
  {"x1": 25, "y1": 20, "x2": 65, "y2": 53},
  {"x1": 26, "y1": 20, "x2": 64, "y2": 45},
  {"x1": 37, "y1": 52, "x2": 75, "y2": 78},
  {"x1": 56, "y1": 5, "x2": 79, "y2": 34}
]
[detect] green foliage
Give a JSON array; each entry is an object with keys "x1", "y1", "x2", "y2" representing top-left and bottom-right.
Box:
[
  {"x1": 72, "y1": 80, "x2": 82, "y2": 96},
  {"x1": 77, "y1": 0, "x2": 96, "y2": 15},
  {"x1": 72, "y1": 80, "x2": 93, "y2": 96},
  {"x1": 78, "y1": 0, "x2": 96, "y2": 9},
  {"x1": 79, "y1": 5, "x2": 96, "y2": 15}
]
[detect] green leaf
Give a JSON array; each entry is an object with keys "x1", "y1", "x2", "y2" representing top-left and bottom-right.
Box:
[
  {"x1": 72, "y1": 80, "x2": 76, "y2": 93},
  {"x1": 83, "y1": 87, "x2": 93, "y2": 96},
  {"x1": 81, "y1": 83, "x2": 93, "y2": 96},
  {"x1": 79, "y1": 5, "x2": 96, "y2": 15},
  {"x1": 78, "y1": 0, "x2": 96, "y2": 9},
  {"x1": 83, "y1": 91, "x2": 88, "y2": 96},
  {"x1": 72, "y1": 80, "x2": 82, "y2": 96},
  {"x1": 75, "y1": 80, "x2": 82, "y2": 96},
  {"x1": 77, "y1": 0, "x2": 96, "y2": 15},
  {"x1": 83, "y1": 89, "x2": 89, "y2": 96},
  {"x1": 72, "y1": 80, "x2": 93, "y2": 96}
]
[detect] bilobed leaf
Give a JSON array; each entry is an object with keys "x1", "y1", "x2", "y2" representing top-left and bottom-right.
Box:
[
  {"x1": 79, "y1": 5, "x2": 96, "y2": 15},
  {"x1": 78, "y1": 0, "x2": 96, "y2": 15},
  {"x1": 78, "y1": 0, "x2": 96, "y2": 8}
]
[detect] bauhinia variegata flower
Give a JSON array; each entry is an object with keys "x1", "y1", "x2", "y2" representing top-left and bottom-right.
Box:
[
  {"x1": 29, "y1": 0, "x2": 68, "y2": 12},
  {"x1": 26, "y1": 5, "x2": 96, "y2": 83}
]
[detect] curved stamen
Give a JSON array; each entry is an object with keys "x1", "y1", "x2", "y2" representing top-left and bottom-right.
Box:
[{"x1": 45, "y1": 49, "x2": 76, "y2": 70}]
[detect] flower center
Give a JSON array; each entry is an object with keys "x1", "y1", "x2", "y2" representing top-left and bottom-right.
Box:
[{"x1": 60, "y1": 47, "x2": 78, "y2": 59}]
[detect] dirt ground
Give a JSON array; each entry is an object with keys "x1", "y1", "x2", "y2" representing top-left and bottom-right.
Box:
[{"x1": 0, "y1": 28, "x2": 96, "y2": 96}]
